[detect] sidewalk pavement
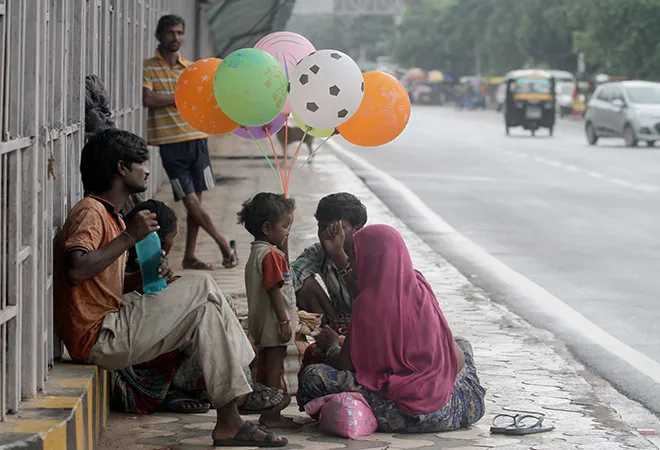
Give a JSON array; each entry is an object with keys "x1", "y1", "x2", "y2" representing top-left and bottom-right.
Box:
[{"x1": 99, "y1": 135, "x2": 660, "y2": 450}]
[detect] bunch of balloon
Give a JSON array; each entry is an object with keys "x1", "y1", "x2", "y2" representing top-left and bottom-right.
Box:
[{"x1": 175, "y1": 32, "x2": 412, "y2": 198}]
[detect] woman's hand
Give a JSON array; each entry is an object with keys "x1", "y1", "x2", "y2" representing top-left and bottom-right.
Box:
[
  {"x1": 320, "y1": 221, "x2": 346, "y2": 260},
  {"x1": 316, "y1": 325, "x2": 340, "y2": 351},
  {"x1": 158, "y1": 250, "x2": 175, "y2": 283},
  {"x1": 279, "y1": 321, "x2": 293, "y2": 343}
]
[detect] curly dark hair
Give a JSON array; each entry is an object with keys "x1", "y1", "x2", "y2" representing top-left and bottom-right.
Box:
[
  {"x1": 237, "y1": 193, "x2": 296, "y2": 237},
  {"x1": 156, "y1": 14, "x2": 185, "y2": 38},
  {"x1": 80, "y1": 129, "x2": 149, "y2": 194},
  {"x1": 314, "y1": 193, "x2": 367, "y2": 229}
]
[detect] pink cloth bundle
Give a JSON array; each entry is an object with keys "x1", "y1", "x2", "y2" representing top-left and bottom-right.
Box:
[{"x1": 304, "y1": 393, "x2": 378, "y2": 439}]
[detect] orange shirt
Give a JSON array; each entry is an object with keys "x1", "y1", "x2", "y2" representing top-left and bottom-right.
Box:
[{"x1": 54, "y1": 195, "x2": 126, "y2": 361}]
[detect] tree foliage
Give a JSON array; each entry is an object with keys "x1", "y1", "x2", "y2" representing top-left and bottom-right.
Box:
[
  {"x1": 286, "y1": 14, "x2": 395, "y2": 62},
  {"x1": 393, "y1": 0, "x2": 660, "y2": 79},
  {"x1": 287, "y1": 0, "x2": 660, "y2": 80}
]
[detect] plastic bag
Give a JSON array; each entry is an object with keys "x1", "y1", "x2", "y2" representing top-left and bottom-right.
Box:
[{"x1": 304, "y1": 392, "x2": 377, "y2": 439}]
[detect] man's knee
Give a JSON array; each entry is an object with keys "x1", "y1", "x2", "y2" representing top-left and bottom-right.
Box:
[
  {"x1": 298, "y1": 276, "x2": 321, "y2": 297},
  {"x1": 182, "y1": 192, "x2": 201, "y2": 211},
  {"x1": 296, "y1": 278, "x2": 317, "y2": 309}
]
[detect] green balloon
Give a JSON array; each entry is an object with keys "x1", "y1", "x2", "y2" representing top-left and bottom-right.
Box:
[
  {"x1": 214, "y1": 48, "x2": 287, "y2": 127},
  {"x1": 293, "y1": 113, "x2": 335, "y2": 138}
]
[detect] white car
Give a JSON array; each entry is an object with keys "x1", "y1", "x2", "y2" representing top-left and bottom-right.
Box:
[
  {"x1": 584, "y1": 80, "x2": 660, "y2": 147},
  {"x1": 556, "y1": 83, "x2": 575, "y2": 117}
]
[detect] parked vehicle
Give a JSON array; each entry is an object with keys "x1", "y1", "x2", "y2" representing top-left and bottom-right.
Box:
[
  {"x1": 556, "y1": 82, "x2": 575, "y2": 117},
  {"x1": 584, "y1": 80, "x2": 660, "y2": 147},
  {"x1": 548, "y1": 70, "x2": 576, "y2": 85},
  {"x1": 504, "y1": 70, "x2": 556, "y2": 136}
]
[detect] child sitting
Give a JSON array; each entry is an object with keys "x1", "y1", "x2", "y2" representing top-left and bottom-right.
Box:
[{"x1": 238, "y1": 193, "x2": 299, "y2": 429}]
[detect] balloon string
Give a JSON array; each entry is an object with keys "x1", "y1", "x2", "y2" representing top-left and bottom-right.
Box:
[
  {"x1": 248, "y1": 130, "x2": 284, "y2": 194},
  {"x1": 284, "y1": 118, "x2": 289, "y2": 179},
  {"x1": 285, "y1": 128, "x2": 308, "y2": 194},
  {"x1": 265, "y1": 129, "x2": 286, "y2": 197},
  {"x1": 301, "y1": 134, "x2": 334, "y2": 167}
]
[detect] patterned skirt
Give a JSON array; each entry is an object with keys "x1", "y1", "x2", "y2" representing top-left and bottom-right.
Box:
[{"x1": 297, "y1": 337, "x2": 486, "y2": 433}]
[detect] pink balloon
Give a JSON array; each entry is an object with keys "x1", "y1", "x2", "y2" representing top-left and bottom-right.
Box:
[
  {"x1": 255, "y1": 32, "x2": 316, "y2": 114},
  {"x1": 233, "y1": 114, "x2": 287, "y2": 140}
]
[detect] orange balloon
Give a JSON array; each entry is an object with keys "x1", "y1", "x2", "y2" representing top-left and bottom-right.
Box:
[
  {"x1": 175, "y1": 58, "x2": 238, "y2": 134},
  {"x1": 337, "y1": 71, "x2": 411, "y2": 147}
]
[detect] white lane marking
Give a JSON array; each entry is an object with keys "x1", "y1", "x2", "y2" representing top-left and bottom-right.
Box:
[
  {"x1": 611, "y1": 178, "x2": 631, "y2": 187},
  {"x1": 499, "y1": 149, "x2": 658, "y2": 193},
  {"x1": 328, "y1": 139, "x2": 660, "y2": 386}
]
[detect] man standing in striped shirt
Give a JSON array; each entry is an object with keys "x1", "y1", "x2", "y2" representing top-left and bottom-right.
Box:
[{"x1": 143, "y1": 15, "x2": 236, "y2": 269}]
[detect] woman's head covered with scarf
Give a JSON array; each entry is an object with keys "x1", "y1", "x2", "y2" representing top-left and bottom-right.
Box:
[{"x1": 349, "y1": 224, "x2": 458, "y2": 415}]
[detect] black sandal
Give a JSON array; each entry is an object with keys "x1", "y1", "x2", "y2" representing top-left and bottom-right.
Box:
[
  {"x1": 490, "y1": 412, "x2": 555, "y2": 435},
  {"x1": 213, "y1": 421, "x2": 288, "y2": 447},
  {"x1": 238, "y1": 383, "x2": 291, "y2": 415}
]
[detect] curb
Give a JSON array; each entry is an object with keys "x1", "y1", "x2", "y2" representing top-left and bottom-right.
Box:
[{"x1": 0, "y1": 364, "x2": 108, "y2": 450}]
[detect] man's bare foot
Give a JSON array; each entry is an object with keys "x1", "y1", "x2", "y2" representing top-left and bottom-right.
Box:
[
  {"x1": 259, "y1": 414, "x2": 301, "y2": 429},
  {"x1": 182, "y1": 257, "x2": 215, "y2": 270},
  {"x1": 212, "y1": 420, "x2": 287, "y2": 447}
]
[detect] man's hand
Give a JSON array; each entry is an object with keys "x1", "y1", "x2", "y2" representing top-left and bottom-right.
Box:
[
  {"x1": 320, "y1": 221, "x2": 346, "y2": 260},
  {"x1": 279, "y1": 321, "x2": 293, "y2": 343},
  {"x1": 158, "y1": 250, "x2": 175, "y2": 283},
  {"x1": 125, "y1": 210, "x2": 159, "y2": 242},
  {"x1": 316, "y1": 325, "x2": 340, "y2": 351}
]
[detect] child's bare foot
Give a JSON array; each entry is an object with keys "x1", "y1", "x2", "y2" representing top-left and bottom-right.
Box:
[{"x1": 259, "y1": 414, "x2": 301, "y2": 429}]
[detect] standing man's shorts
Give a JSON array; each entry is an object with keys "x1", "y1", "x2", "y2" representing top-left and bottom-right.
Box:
[{"x1": 159, "y1": 138, "x2": 215, "y2": 201}]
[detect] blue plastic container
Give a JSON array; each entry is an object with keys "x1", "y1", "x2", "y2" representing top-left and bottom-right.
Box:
[{"x1": 135, "y1": 231, "x2": 167, "y2": 294}]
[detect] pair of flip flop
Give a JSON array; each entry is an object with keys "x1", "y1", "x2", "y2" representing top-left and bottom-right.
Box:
[{"x1": 490, "y1": 412, "x2": 555, "y2": 435}]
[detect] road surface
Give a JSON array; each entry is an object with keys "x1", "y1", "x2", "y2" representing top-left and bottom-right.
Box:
[{"x1": 335, "y1": 106, "x2": 660, "y2": 413}]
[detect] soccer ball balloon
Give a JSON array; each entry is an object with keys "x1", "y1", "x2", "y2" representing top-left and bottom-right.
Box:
[{"x1": 288, "y1": 50, "x2": 365, "y2": 129}]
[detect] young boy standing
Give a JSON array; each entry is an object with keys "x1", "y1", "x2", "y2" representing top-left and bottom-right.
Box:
[{"x1": 238, "y1": 193, "x2": 299, "y2": 428}]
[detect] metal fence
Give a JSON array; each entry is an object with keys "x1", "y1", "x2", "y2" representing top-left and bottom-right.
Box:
[{"x1": 0, "y1": 0, "x2": 175, "y2": 420}]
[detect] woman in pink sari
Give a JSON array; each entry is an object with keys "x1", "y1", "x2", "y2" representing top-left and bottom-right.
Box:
[{"x1": 297, "y1": 224, "x2": 485, "y2": 432}]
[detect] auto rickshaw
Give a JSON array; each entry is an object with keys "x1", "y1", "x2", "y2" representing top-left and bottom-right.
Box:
[{"x1": 504, "y1": 70, "x2": 556, "y2": 136}]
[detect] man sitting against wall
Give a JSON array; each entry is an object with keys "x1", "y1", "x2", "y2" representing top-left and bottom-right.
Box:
[{"x1": 54, "y1": 129, "x2": 288, "y2": 447}]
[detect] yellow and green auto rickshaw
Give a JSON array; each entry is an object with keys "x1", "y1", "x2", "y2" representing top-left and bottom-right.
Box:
[{"x1": 504, "y1": 70, "x2": 556, "y2": 136}]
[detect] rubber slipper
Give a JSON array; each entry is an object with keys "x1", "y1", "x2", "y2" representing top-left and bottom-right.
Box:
[
  {"x1": 161, "y1": 397, "x2": 210, "y2": 414},
  {"x1": 490, "y1": 413, "x2": 555, "y2": 435},
  {"x1": 213, "y1": 421, "x2": 288, "y2": 447},
  {"x1": 238, "y1": 387, "x2": 291, "y2": 415}
]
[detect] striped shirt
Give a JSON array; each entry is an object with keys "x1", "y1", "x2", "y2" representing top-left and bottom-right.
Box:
[{"x1": 143, "y1": 50, "x2": 207, "y2": 146}]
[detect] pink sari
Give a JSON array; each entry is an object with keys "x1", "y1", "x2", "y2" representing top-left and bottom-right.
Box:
[{"x1": 349, "y1": 224, "x2": 458, "y2": 415}]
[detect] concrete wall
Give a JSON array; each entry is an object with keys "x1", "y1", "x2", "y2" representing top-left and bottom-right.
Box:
[{"x1": 172, "y1": 1, "x2": 216, "y2": 60}]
